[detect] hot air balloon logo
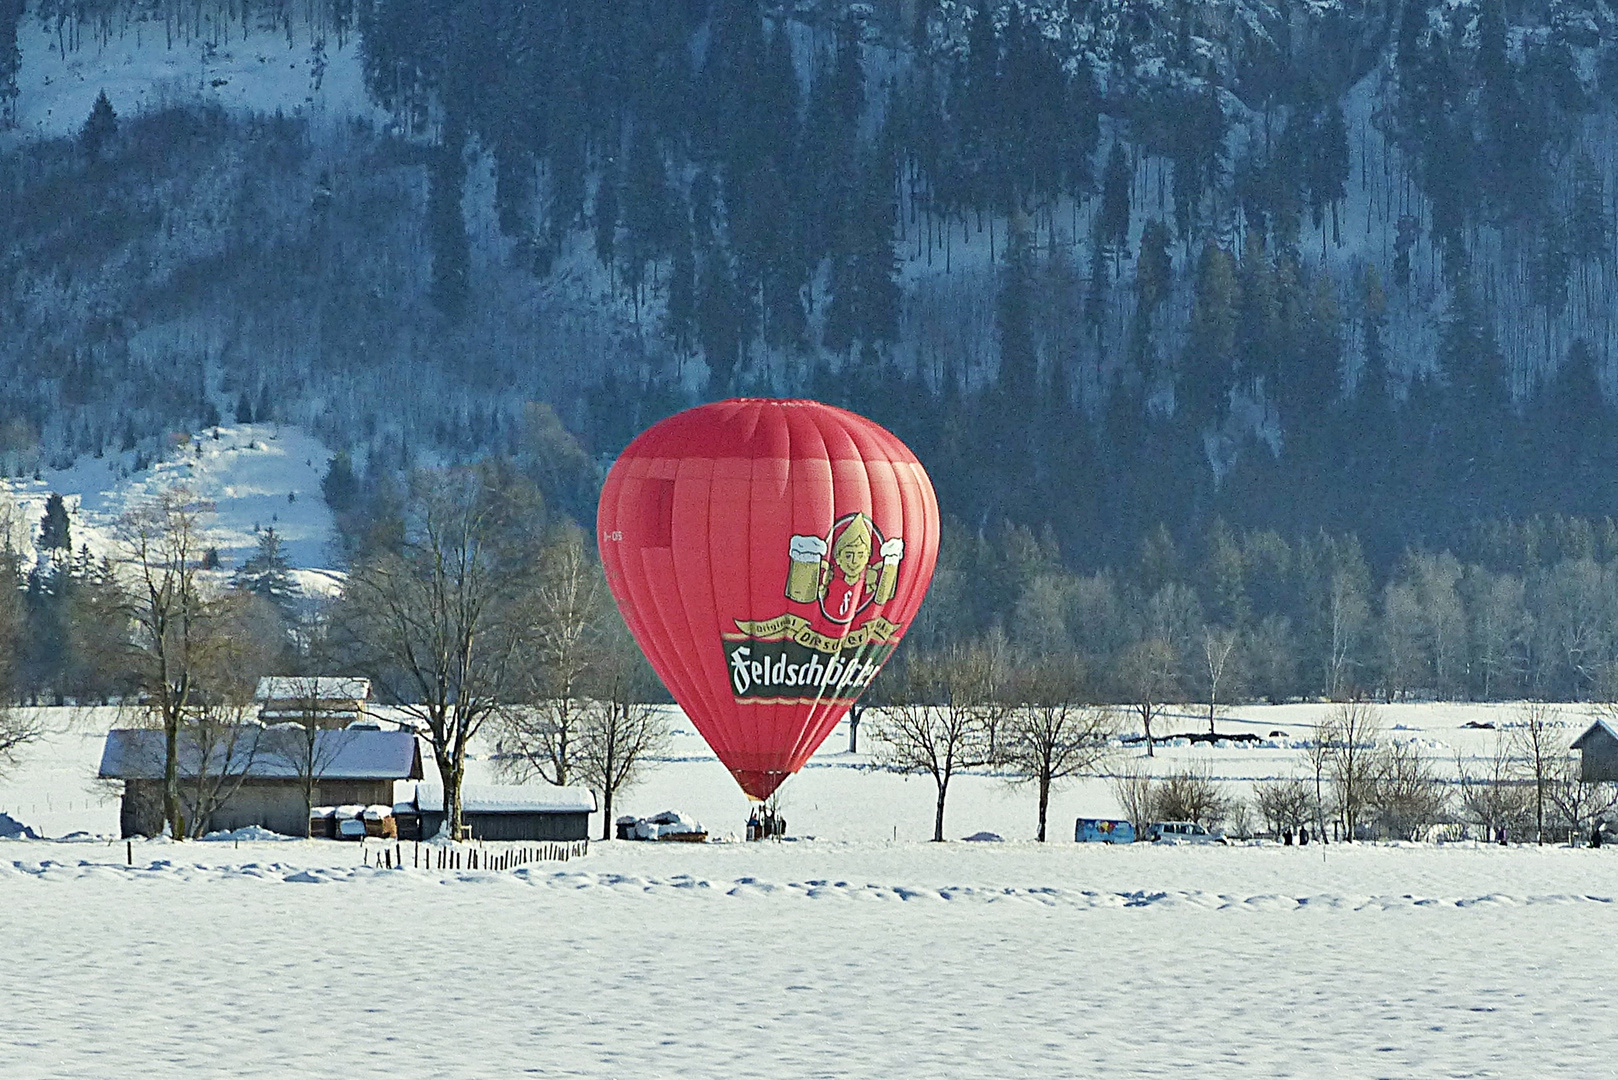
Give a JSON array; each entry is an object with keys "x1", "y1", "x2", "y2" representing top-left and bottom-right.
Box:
[
  {"x1": 724, "y1": 512, "x2": 907, "y2": 704},
  {"x1": 784, "y1": 512, "x2": 904, "y2": 625}
]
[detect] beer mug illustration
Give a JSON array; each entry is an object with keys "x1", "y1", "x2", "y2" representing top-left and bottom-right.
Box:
[
  {"x1": 785, "y1": 534, "x2": 828, "y2": 603},
  {"x1": 875, "y1": 537, "x2": 904, "y2": 603}
]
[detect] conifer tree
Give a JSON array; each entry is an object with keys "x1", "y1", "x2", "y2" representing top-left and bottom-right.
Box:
[
  {"x1": 0, "y1": 0, "x2": 21, "y2": 129},
  {"x1": 427, "y1": 125, "x2": 470, "y2": 319},
  {"x1": 232, "y1": 527, "x2": 300, "y2": 622},
  {"x1": 1184, "y1": 242, "x2": 1240, "y2": 425},
  {"x1": 37, "y1": 494, "x2": 70, "y2": 560},
  {"x1": 80, "y1": 90, "x2": 117, "y2": 160},
  {"x1": 1098, "y1": 144, "x2": 1131, "y2": 272}
]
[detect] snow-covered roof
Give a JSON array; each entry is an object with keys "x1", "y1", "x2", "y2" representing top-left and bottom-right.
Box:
[
  {"x1": 412, "y1": 782, "x2": 596, "y2": 815},
  {"x1": 255, "y1": 677, "x2": 371, "y2": 702},
  {"x1": 1571, "y1": 718, "x2": 1618, "y2": 750},
  {"x1": 98, "y1": 728, "x2": 421, "y2": 781}
]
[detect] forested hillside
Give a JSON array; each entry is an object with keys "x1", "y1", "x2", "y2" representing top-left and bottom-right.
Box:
[{"x1": 6, "y1": 0, "x2": 1618, "y2": 681}]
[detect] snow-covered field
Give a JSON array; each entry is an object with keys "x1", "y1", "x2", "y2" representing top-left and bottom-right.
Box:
[{"x1": 4, "y1": 702, "x2": 1618, "y2": 1077}]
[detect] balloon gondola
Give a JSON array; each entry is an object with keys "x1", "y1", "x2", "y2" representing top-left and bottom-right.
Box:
[{"x1": 597, "y1": 399, "x2": 940, "y2": 807}]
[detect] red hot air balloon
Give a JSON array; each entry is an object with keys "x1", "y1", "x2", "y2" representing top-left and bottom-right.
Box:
[{"x1": 597, "y1": 399, "x2": 939, "y2": 801}]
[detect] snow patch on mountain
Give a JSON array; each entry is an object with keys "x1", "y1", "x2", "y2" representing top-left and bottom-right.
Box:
[
  {"x1": 10, "y1": 1, "x2": 383, "y2": 141},
  {"x1": 0, "y1": 422, "x2": 339, "y2": 575}
]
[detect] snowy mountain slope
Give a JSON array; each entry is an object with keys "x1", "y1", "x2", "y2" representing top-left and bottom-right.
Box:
[{"x1": 0, "y1": 420, "x2": 339, "y2": 579}]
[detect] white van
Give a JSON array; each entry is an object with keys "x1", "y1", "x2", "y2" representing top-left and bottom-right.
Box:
[{"x1": 1146, "y1": 820, "x2": 1224, "y2": 844}]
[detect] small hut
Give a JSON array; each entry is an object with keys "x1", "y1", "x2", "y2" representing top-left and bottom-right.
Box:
[
  {"x1": 1572, "y1": 719, "x2": 1618, "y2": 781},
  {"x1": 405, "y1": 783, "x2": 595, "y2": 841},
  {"x1": 255, "y1": 677, "x2": 372, "y2": 727}
]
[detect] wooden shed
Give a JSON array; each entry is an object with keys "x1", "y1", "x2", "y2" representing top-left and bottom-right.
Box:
[
  {"x1": 1572, "y1": 719, "x2": 1618, "y2": 782},
  {"x1": 98, "y1": 727, "x2": 422, "y2": 837},
  {"x1": 406, "y1": 783, "x2": 596, "y2": 842}
]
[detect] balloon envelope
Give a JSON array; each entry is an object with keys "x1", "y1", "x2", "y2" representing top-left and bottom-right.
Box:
[{"x1": 597, "y1": 399, "x2": 940, "y2": 800}]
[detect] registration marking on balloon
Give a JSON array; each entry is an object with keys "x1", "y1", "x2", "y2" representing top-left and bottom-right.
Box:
[{"x1": 725, "y1": 511, "x2": 906, "y2": 703}]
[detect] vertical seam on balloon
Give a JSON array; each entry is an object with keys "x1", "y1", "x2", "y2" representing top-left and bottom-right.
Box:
[
  {"x1": 815, "y1": 436, "x2": 891, "y2": 771},
  {"x1": 663, "y1": 453, "x2": 728, "y2": 767},
  {"x1": 765, "y1": 400, "x2": 790, "y2": 781},
  {"x1": 796, "y1": 403, "x2": 857, "y2": 768},
  {"x1": 612, "y1": 464, "x2": 689, "y2": 731},
  {"x1": 704, "y1": 421, "x2": 745, "y2": 788},
  {"x1": 780, "y1": 403, "x2": 833, "y2": 782},
  {"x1": 795, "y1": 403, "x2": 838, "y2": 751},
  {"x1": 741, "y1": 404, "x2": 763, "y2": 784}
]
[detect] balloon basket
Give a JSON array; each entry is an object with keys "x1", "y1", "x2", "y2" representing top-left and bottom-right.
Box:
[{"x1": 745, "y1": 807, "x2": 787, "y2": 842}]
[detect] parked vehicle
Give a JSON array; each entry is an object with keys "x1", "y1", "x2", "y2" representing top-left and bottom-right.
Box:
[
  {"x1": 1075, "y1": 817, "x2": 1136, "y2": 844},
  {"x1": 1146, "y1": 821, "x2": 1224, "y2": 844}
]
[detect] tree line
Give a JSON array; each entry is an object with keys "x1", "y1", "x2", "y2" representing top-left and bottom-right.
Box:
[
  {"x1": 901, "y1": 513, "x2": 1618, "y2": 709},
  {"x1": 7, "y1": 466, "x2": 1618, "y2": 843},
  {"x1": 1122, "y1": 701, "x2": 1616, "y2": 848}
]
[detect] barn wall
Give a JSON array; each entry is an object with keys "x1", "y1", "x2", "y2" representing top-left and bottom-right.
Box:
[
  {"x1": 200, "y1": 779, "x2": 392, "y2": 836},
  {"x1": 206, "y1": 783, "x2": 313, "y2": 836},
  {"x1": 1581, "y1": 737, "x2": 1618, "y2": 782},
  {"x1": 314, "y1": 779, "x2": 393, "y2": 807},
  {"x1": 120, "y1": 780, "x2": 165, "y2": 838},
  {"x1": 418, "y1": 811, "x2": 590, "y2": 841}
]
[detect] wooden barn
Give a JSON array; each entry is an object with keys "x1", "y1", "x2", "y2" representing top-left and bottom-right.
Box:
[
  {"x1": 255, "y1": 676, "x2": 372, "y2": 727},
  {"x1": 402, "y1": 783, "x2": 596, "y2": 841},
  {"x1": 98, "y1": 727, "x2": 422, "y2": 837},
  {"x1": 1572, "y1": 719, "x2": 1618, "y2": 781}
]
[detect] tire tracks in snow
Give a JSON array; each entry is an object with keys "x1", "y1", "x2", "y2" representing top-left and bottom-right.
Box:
[{"x1": 3, "y1": 857, "x2": 1615, "y2": 911}]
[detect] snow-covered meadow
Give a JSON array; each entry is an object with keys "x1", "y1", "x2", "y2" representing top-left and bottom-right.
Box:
[{"x1": 4, "y1": 702, "x2": 1618, "y2": 1077}]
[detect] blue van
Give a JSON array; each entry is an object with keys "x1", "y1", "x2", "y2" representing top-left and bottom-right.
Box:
[{"x1": 1075, "y1": 817, "x2": 1136, "y2": 844}]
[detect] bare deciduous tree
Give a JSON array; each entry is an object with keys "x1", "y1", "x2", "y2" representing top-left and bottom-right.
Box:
[
  {"x1": 1547, "y1": 752, "x2": 1618, "y2": 844},
  {"x1": 870, "y1": 647, "x2": 996, "y2": 842},
  {"x1": 575, "y1": 619, "x2": 669, "y2": 840},
  {"x1": 117, "y1": 488, "x2": 262, "y2": 838},
  {"x1": 1368, "y1": 740, "x2": 1449, "y2": 840},
  {"x1": 335, "y1": 468, "x2": 539, "y2": 839},
  {"x1": 1109, "y1": 759, "x2": 1155, "y2": 836},
  {"x1": 0, "y1": 708, "x2": 40, "y2": 777},
  {"x1": 497, "y1": 527, "x2": 607, "y2": 787},
  {"x1": 1510, "y1": 702, "x2": 1560, "y2": 844},
  {"x1": 1000, "y1": 656, "x2": 1115, "y2": 841},
  {"x1": 0, "y1": 515, "x2": 36, "y2": 773},
  {"x1": 1200, "y1": 627, "x2": 1240, "y2": 735},
  {"x1": 1321, "y1": 701, "x2": 1383, "y2": 841},
  {"x1": 1117, "y1": 637, "x2": 1179, "y2": 757},
  {"x1": 1150, "y1": 766, "x2": 1233, "y2": 828},
  {"x1": 1255, "y1": 777, "x2": 1313, "y2": 839},
  {"x1": 262, "y1": 676, "x2": 359, "y2": 836},
  {"x1": 1457, "y1": 736, "x2": 1530, "y2": 840},
  {"x1": 1303, "y1": 719, "x2": 1333, "y2": 843},
  {"x1": 184, "y1": 701, "x2": 264, "y2": 838}
]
